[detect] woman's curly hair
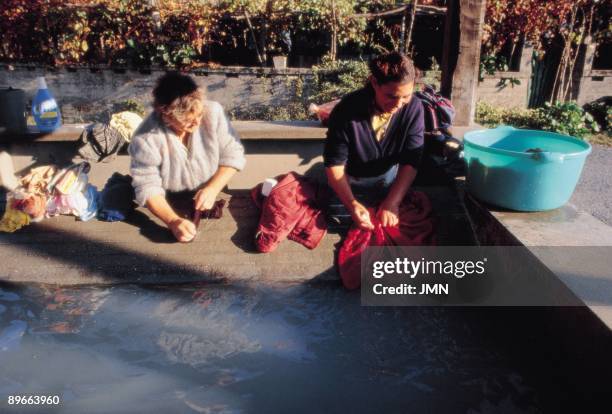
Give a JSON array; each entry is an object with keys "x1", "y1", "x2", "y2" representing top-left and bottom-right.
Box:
[
  {"x1": 369, "y1": 52, "x2": 418, "y2": 85},
  {"x1": 153, "y1": 72, "x2": 204, "y2": 126}
]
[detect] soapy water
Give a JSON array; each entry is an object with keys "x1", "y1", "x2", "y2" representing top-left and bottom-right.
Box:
[{"x1": 0, "y1": 283, "x2": 607, "y2": 413}]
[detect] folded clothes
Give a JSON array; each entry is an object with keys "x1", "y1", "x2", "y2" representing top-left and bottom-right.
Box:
[
  {"x1": 18, "y1": 165, "x2": 56, "y2": 195},
  {"x1": 0, "y1": 207, "x2": 31, "y2": 233}
]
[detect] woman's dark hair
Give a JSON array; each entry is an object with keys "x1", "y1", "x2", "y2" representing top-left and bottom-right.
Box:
[
  {"x1": 153, "y1": 72, "x2": 199, "y2": 107},
  {"x1": 369, "y1": 52, "x2": 418, "y2": 85}
]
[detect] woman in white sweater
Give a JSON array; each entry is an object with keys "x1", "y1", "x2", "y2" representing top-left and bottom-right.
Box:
[{"x1": 129, "y1": 72, "x2": 246, "y2": 242}]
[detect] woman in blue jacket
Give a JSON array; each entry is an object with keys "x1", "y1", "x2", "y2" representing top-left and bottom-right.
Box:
[{"x1": 323, "y1": 52, "x2": 424, "y2": 230}]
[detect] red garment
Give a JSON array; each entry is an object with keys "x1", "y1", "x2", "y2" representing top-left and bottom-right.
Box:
[
  {"x1": 338, "y1": 191, "x2": 435, "y2": 290},
  {"x1": 251, "y1": 172, "x2": 328, "y2": 253},
  {"x1": 11, "y1": 194, "x2": 47, "y2": 221}
]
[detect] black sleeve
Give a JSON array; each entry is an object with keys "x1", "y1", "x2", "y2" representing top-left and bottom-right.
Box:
[
  {"x1": 398, "y1": 99, "x2": 425, "y2": 168},
  {"x1": 323, "y1": 108, "x2": 350, "y2": 167}
]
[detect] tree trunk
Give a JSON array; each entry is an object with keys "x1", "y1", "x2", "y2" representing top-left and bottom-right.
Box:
[
  {"x1": 330, "y1": 0, "x2": 338, "y2": 61},
  {"x1": 243, "y1": 8, "x2": 264, "y2": 66},
  {"x1": 399, "y1": 8, "x2": 407, "y2": 53},
  {"x1": 406, "y1": 0, "x2": 418, "y2": 54},
  {"x1": 259, "y1": 0, "x2": 274, "y2": 65}
]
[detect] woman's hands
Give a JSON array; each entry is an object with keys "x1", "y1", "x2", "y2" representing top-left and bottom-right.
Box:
[
  {"x1": 350, "y1": 200, "x2": 375, "y2": 230},
  {"x1": 194, "y1": 166, "x2": 238, "y2": 211},
  {"x1": 168, "y1": 217, "x2": 197, "y2": 242},
  {"x1": 373, "y1": 165, "x2": 417, "y2": 228},
  {"x1": 145, "y1": 194, "x2": 197, "y2": 243},
  {"x1": 376, "y1": 200, "x2": 400, "y2": 227},
  {"x1": 194, "y1": 185, "x2": 219, "y2": 211},
  {"x1": 350, "y1": 199, "x2": 400, "y2": 229}
]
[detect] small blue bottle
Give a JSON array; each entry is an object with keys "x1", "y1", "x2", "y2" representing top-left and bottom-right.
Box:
[{"x1": 32, "y1": 77, "x2": 62, "y2": 132}]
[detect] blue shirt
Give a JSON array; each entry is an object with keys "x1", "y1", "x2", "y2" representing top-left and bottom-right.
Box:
[{"x1": 323, "y1": 85, "x2": 424, "y2": 177}]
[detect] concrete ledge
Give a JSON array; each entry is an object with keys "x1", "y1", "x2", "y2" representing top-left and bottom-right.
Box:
[
  {"x1": 0, "y1": 121, "x2": 482, "y2": 144},
  {"x1": 0, "y1": 121, "x2": 327, "y2": 143},
  {"x1": 233, "y1": 120, "x2": 326, "y2": 140},
  {"x1": 0, "y1": 125, "x2": 87, "y2": 143},
  {"x1": 463, "y1": 186, "x2": 612, "y2": 330},
  {"x1": 0, "y1": 192, "x2": 340, "y2": 286}
]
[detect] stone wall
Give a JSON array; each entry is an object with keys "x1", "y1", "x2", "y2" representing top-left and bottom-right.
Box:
[
  {"x1": 577, "y1": 70, "x2": 612, "y2": 105},
  {"x1": 1, "y1": 63, "x2": 535, "y2": 122},
  {"x1": 476, "y1": 43, "x2": 533, "y2": 109},
  {"x1": 1, "y1": 51, "x2": 608, "y2": 124},
  {"x1": 0, "y1": 65, "x2": 313, "y2": 122},
  {"x1": 575, "y1": 42, "x2": 612, "y2": 105},
  {"x1": 476, "y1": 71, "x2": 531, "y2": 108}
]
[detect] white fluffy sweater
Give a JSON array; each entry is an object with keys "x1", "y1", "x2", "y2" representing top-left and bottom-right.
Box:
[{"x1": 128, "y1": 100, "x2": 246, "y2": 206}]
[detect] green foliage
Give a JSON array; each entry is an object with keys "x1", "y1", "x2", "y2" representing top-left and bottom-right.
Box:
[
  {"x1": 112, "y1": 99, "x2": 146, "y2": 117},
  {"x1": 480, "y1": 54, "x2": 509, "y2": 78},
  {"x1": 584, "y1": 98, "x2": 611, "y2": 133},
  {"x1": 479, "y1": 54, "x2": 521, "y2": 88},
  {"x1": 310, "y1": 57, "x2": 369, "y2": 103},
  {"x1": 476, "y1": 102, "x2": 541, "y2": 129},
  {"x1": 537, "y1": 101, "x2": 600, "y2": 138},
  {"x1": 476, "y1": 101, "x2": 601, "y2": 138},
  {"x1": 0, "y1": 0, "x2": 216, "y2": 67},
  {"x1": 0, "y1": 0, "x2": 385, "y2": 68},
  {"x1": 229, "y1": 102, "x2": 309, "y2": 121},
  {"x1": 229, "y1": 58, "x2": 369, "y2": 120}
]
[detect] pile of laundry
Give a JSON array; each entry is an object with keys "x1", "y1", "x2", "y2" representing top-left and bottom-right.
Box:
[
  {"x1": 1, "y1": 162, "x2": 99, "y2": 232},
  {"x1": 0, "y1": 158, "x2": 135, "y2": 233}
]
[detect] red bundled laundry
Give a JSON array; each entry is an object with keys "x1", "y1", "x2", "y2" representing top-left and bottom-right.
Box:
[
  {"x1": 251, "y1": 172, "x2": 329, "y2": 253},
  {"x1": 338, "y1": 191, "x2": 435, "y2": 290}
]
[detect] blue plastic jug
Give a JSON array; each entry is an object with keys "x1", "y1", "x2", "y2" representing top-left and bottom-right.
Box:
[{"x1": 31, "y1": 77, "x2": 62, "y2": 132}]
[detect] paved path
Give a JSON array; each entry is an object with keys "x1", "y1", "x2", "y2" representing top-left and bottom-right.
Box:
[{"x1": 571, "y1": 144, "x2": 612, "y2": 227}]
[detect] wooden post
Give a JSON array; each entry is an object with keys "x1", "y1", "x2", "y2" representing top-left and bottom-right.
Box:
[
  {"x1": 440, "y1": 0, "x2": 459, "y2": 98},
  {"x1": 440, "y1": 0, "x2": 487, "y2": 126}
]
